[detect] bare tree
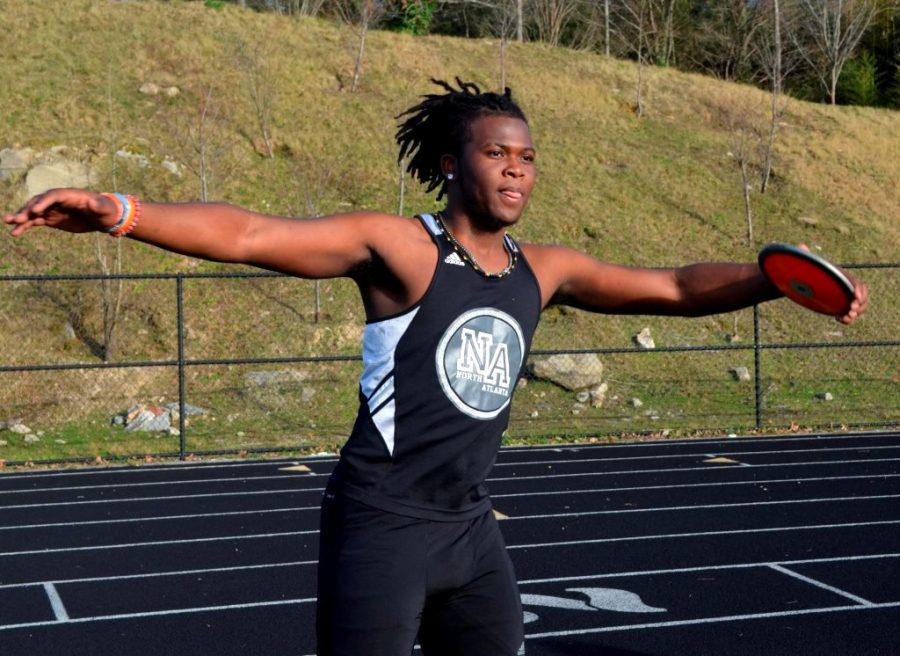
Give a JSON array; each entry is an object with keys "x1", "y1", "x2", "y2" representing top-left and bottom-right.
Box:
[
  {"x1": 288, "y1": 152, "x2": 352, "y2": 322},
  {"x1": 96, "y1": 62, "x2": 126, "y2": 362},
  {"x1": 753, "y1": 0, "x2": 804, "y2": 193},
  {"x1": 615, "y1": 0, "x2": 656, "y2": 116},
  {"x1": 686, "y1": 0, "x2": 766, "y2": 80},
  {"x1": 195, "y1": 86, "x2": 217, "y2": 202},
  {"x1": 603, "y1": 0, "x2": 610, "y2": 56},
  {"x1": 529, "y1": 0, "x2": 582, "y2": 47},
  {"x1": 233, "y1": 37, "x2": 278, "y2": 159},
  {"x1": 161, "y1": 84, "x2": 238, "y2": 202},
  {"x1": 716, "y1": 94, "x2": 766, "y2": 246},
  {"x1": 755, "y1": 0, "x2": 783, "y2": 195},
  {"x1": 792, "y1": 0, "x2": 878, "y2": 104},
  {"x1": 333, "y1": 0, "x2": 390, "y2": 92}
]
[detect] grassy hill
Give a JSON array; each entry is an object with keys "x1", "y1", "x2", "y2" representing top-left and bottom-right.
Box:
[{"x1": 0, "y1": 0, "x2": 897, "y2": 463}]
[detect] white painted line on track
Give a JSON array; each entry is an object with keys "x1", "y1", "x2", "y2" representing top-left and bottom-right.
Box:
[
  {"x1": 3, "y1": 471, "x2": 896, "y2": 515},
  {"x1": 491, "y1": 444, "x2": 900, "y2": 468},
  {"x1": 0, "y1": 530, "x2": 317, "y2": 558},
  {"x1": 8, "y1": 516, "x2": 895, "y2": 558},
  {"x1": 0, "y1": 488, "x2": 320, "y2": 511},
  {"x1": 518, "y1": 552, "x2": 900, "y2": 585},
  {"x1": 0, "y1": 506, "x2": 304, "y2": 532},
  {"x1": 0, "y1": 474, "x2": 318, "y2": 496},
  {"x1": 3, "y1": 453, "x2": 898, "y2": 505},
  {"x1": 488, "y1": 456, "x2": 900, "y2": 483},
  {"x1": 0, "y1": 460, "x2": 335, "y2": 481},
  {"x1": 491, "y1": 472, "x2": 900, "y2": 499},
  {"x1": 0, "y1": 560, "x2": 317, "y2": 591},
  {"x1": 42, "y1": 582, "x2": 69, "y2": 621},
  {"x1": 506, "y1": 519, "x2": 900, "y2": 550},
  {"x1": 499, "y1": 432, "x2": 899, "y2": 456},
  {"x1": 522, "y1": 601, "x2": 900, "y2": 640},
  {"x1": 4, "y1": 599, "x2": 898, "y2": 639},
  {"x1": 501, "y1": 493, "x2": 900, "y2": 522},
  {"x1": 4, "y1": 447, "x2": 898, "y2": 496},
  {"x1": 0, "y1": 431, "x2": 893, "y2": 482},
  {"x1": 5, "y1": 553, "x2": 897, "y2": 594},
  {"x1": 7, "y1": 491, "x2": 897, "y2": 534},
  {"x1": 0, "y1": 597, "x2": 317, "y2": 632},
  {"x1": 768, "y1": 564, "x2": 874, "y2": 607}
]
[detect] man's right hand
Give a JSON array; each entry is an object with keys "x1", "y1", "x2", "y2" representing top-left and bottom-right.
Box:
[{"x1": 4, "y1": 188, "x2": 119, "y2": 236}]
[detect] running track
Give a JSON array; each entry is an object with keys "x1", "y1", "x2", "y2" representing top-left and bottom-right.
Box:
[{"x1": 2, "y1": 431, "x2": 899, "y2": 655}]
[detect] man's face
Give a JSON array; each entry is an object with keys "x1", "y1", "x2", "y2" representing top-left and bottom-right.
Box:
[{"x1": 454, "y1": 114, "x2": 536, "y2": 227}]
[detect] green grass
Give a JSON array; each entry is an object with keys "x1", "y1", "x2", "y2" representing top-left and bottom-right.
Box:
[{"x1": 0, "y1": 0, "x2": 897, "y2": 465}]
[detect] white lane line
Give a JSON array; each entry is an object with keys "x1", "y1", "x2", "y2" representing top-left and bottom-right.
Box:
[
  {"x1": 518, "y1": 553, "x2": 900, "y2": 586},
  {"x1": 522, "y1": 601, "x2": 900, "y2": 640},
  {"x1": 0, "y1": 474, "x2": 318, "y2": 496},
  {"x1": 499, "y1": 433, "x2": 899, "y2": 453},
  {"x1": 42, "y1": 583, "x2": 69, "y2": 621},
  {"x1": 0, "y1": 460, "x2": 334, "y2": 481},
  {"x1": 8, "y1": 520, "x2": 900, "y2": 557},
  {"x1": 6, "y1": 492, "x2": 897, "y2": 534},
  {"x1": 506, "y1": 519, "x2": 900, "y2": 550},
  {"x1": 492, "y1": 472, "x2": 900, "y2": 500},
  {"x1": 3, "y1": 450, "x2": 898, "y2": 496},
  {"x1": 3, "y1": 553, "x2": 897, "y2": 592},
  {"x1": 3, "y1": 599, "x2": 898, "y2": 637},
  {"x1": 489, "y1": 457, "x2": 900, "y2": 483},
  {"x1": 4, "y1": 468, "x2": 899, "y2": 515},
  {"x1": 0, "y1": 432, "x2": 893, "y2": 482},
  {"x1": 501, "y1": 493, "x2": 900, "y2": 522},
  {"x1": 0, "y1": 597, "x2": 317, "y2": 632},
  {"x1": 0, "y1": 507, "x2": 304, "y2": 531},
  {"x1": 8, "y1": 517, "x2": 895, "y2": 558},
  {"x1": 0, "y1": 488, "x2": 319, "y2": 511},
  {"x1": 2, "y1": 471, "x2": 897, "y2": 519},
  {"x1": 492, "y1": 444, "x2": 900, "y2": 468},
  {"x1": 769, "y1": 564, "x2": 874, "y2": 607},
  {"x1": 0, "y1": 530, "x2": 316, "y2": 558},
  {"x1": 0, "y1": 560, "x2": 317, "y2": 590}
]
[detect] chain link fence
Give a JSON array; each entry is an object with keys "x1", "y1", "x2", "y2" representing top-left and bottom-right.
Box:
[{"x1": 0, "y1": 264, "x2": 896, "y2": 464}]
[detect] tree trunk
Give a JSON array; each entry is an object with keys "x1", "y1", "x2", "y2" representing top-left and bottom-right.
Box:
[
  {"x1": 760, "y1": 0, "x2": 782, "y2": 194},
  {"x1": 351, "y1": 2, "x2": 371, "y2": 93}
]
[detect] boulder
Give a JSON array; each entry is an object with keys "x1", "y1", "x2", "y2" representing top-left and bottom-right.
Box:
[
  {"x1": 633, "y1": 327, "x2": 655, "y2": 349},
  {"x1": 531, "y1": 353, "x2": 603, "y2": 391},
  {"x1": 25, "y1": 160, "x2": 91, "y2": 197}
]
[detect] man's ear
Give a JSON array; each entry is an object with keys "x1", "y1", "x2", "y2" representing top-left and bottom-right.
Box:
[{"x1": 440, "y1": 154, "x2": 457, "y2": 179}]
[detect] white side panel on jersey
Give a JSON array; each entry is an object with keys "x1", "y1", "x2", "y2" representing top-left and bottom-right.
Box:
[{"x1": 360, "y1": 307, "x2": 420, "y2": 455}]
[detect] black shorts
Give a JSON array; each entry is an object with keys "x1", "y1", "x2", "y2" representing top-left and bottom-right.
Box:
[{"x1": 316, "y1": 493, "x2": 525, "y2": 656}]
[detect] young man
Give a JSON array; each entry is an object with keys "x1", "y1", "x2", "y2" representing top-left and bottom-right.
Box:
[{"x1": 5, "y1": 79, "x2": 867, "y2": 655}]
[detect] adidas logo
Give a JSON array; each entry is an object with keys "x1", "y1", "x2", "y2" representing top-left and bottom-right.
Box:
[{"x1": 444, "y1": 252, "x2": 466, "y2": 267}]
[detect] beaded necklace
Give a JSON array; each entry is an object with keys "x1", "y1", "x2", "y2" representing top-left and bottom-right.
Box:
[{"x1": 435, "y1": 212, "x2": 518, "y2": 279}]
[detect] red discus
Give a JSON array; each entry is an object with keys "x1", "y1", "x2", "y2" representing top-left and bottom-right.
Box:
[{"x1": 758, "y1": 243, "x2": 855, "y2": 316}]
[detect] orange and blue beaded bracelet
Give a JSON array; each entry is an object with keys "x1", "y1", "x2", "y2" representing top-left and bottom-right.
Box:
[{"x1": 101, "y1": 192, "x2": 141, "y2": 238}]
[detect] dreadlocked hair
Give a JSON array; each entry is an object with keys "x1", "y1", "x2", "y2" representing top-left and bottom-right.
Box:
[{"x1": 395, "y1": 78, "x2": 528, "y2": 200}]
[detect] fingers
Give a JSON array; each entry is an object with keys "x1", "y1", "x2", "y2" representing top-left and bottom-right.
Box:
[
  {"x1": 4, "y1": 188, "x2": 108, "y2": 236},
  {"x1": 836, "y1": 280, "x2": 869, "y2": 325},
  {"x1": 4, "y1": 189, "x2": 63, "y2": 233}
]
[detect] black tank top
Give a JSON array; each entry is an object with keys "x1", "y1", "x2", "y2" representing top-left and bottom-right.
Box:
[{"x1": 328, "y1": 214, "x2": 542, "y2": 520}]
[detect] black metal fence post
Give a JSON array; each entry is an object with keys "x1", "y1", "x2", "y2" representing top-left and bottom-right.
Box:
[
  {"x1": 753, "y1": 304, "x2": 763, "y2": 431},
  {"x1": 176, "y1": 274, "x2": 187, "y2": 460}
]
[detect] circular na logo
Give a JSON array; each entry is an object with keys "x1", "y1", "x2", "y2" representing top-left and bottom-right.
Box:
[{"x1": 435, "y1": 308, "x2": 525, "y2": 420}]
